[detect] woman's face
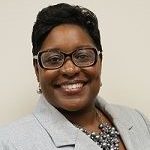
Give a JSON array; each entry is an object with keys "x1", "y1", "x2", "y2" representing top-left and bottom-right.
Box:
[{"x1": 34, "y1": 24, "x2": 102, "y2": 112}]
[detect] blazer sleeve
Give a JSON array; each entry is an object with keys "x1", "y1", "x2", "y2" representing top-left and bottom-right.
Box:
[
  {"x1": 0, "y1": 140, "x2": 17, "y2": 150},
  {"x1": 0, "y1": 130, "x2": 16, "y2": 150}
]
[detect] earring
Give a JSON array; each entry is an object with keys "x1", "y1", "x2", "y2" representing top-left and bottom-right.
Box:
[
  {"x1": 37, "y1": 83, "x2": 42, "y2": 94},
  {"x1": 100, "y1": 81, "x2": 102, "y2": 87}
]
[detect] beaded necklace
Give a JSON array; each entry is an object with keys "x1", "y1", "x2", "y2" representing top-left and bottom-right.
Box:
[{"x1": 74, "y1": 109, "x2": 120, "y2": 150}]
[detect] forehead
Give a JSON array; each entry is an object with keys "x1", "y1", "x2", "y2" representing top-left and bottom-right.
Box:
[{"x1": 40, "y1": 24, "x2": 94, "y2": 52}]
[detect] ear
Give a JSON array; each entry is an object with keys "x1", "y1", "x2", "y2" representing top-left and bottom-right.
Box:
[{"x1": 33, "y1": 59, "x2": 40, "y2": 82}]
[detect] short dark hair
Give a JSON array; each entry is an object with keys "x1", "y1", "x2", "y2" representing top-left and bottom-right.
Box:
[{"x1": 32, "y1": 3, "x2": 102, "y2": 58}]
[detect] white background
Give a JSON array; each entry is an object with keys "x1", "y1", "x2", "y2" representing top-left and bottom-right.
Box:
[{"x1": 0, "y1": 0, "x2": 150, "y2": 126}]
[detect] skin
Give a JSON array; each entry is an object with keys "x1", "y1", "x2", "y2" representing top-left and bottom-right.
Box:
[{"x1": 34, "y1": 24, "x2": 102, "y2": 127}]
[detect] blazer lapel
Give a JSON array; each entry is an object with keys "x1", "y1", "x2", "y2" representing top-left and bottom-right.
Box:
[
  {"x1": 110, "y1": 108, "x2": 150, "y2": 150},
  {"x1": 33, "y1": 95, "x2": 77, "y2": 148},
  {"x1": 96, "y1": 96, "x2": 150, "y2": 150},
  {"x1": 74, "y1": 130, "x2": 102, "y2": 150},
  {"x1": 111, "y1": 117, "x2": 135, "y2": 150},
  {"x1": 103, "y1": 104, "x2": 135, "y2": 150}
]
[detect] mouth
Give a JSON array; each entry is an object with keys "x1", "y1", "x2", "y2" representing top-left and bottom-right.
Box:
[
  {"x1": 53, "y1": 80, "x2": 88, "y2": 95},
  {"x1": 61, "y1": 83, "x2": 84, "y2": 92}
]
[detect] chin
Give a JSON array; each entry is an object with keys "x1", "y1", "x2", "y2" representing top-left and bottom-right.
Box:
[{"x1": 55, "y1": 96, "x2": 93, "y2": 112}]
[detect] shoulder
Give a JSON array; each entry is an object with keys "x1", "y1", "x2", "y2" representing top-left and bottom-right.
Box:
[
  {"x1": 0, "y1": 114, "x2": 35, "y2": 133},
  {"x1": 109, "y1": 101, "x2": 149, "y2": 128},
  {"x1": 96, "y1": 96, "x2": 150, "y2": 133},
  {"x1": 96, "y1": 96, "x2": 138, "y2": 116},
  {"x1": 111, "y1": 102, "x2": 149, "y2": 124},
  {"x1": 0, "y1": 114, "x2": 43, "y2": 148}
]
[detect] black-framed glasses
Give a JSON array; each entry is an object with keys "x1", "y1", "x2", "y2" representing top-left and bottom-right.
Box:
[{"x1": 33, "y1": 47, "x2": 101, "y2": 70}]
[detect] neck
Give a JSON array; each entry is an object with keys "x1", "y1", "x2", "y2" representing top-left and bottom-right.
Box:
[{"x1": 58, "y1": 105, "x2": 100, "y2": 132}]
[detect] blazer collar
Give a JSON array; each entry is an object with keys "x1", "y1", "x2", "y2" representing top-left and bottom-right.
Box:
[{"x1": 33, "y1": 95, "x2": 147, "y2": 150}]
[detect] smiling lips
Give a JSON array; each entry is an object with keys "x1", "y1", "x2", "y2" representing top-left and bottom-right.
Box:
[
  {"x1": 62, "y1": 83, "x2": 83, "y2": 92},
  {"x1": 54, "y1": 80, "x2": 88, "y2": 94}
]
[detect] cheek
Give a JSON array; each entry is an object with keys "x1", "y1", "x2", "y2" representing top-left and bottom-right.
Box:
[
  {"x1": 85, "y1": 60, "x2": 102, "y2": 81},
  {"x1": 94, "y1": 60, "x2": 102, "y2": 80},
  {"x1": 91, "y1": 65, "x2": 101, "y2": 87},
  {"x1": 38, "y1": 69, "x2": 58, "y2": 87},
  {"x1": 87, "y1": 60, "x2": 102, "y2": 91}
]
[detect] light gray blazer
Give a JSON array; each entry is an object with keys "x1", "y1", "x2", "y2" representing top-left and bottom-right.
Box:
[{"x1": 0, "y1": 95, "x2": 150, "y2": 150}]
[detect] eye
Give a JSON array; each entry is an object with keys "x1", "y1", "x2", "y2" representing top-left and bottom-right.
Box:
[
  {"x1": 41, "y1": 51, "x2": 64, "y2": 66},
  {"x1": 76, "y1": 53, "x2": 89, "y2": 60},
  {"x1": 45, "y1": 55, "x2": 62, "y2": 64},
  {"x1": 74, "y1": 50, "x2": 93, "y2": 62}
]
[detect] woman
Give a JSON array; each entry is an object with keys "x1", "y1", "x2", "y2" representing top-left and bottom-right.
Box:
[{"x1": 0, "y1": 3, "x2": 150, "y2": 150}]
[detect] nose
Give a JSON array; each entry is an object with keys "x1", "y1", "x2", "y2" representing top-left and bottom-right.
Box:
[{"x1": 59, "y1": 59, "x2": 80, "y2": 77}]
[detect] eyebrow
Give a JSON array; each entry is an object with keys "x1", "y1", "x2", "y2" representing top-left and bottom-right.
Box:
[{"x1": 40, "y1": 44, "x2": 95, "y2": 52}]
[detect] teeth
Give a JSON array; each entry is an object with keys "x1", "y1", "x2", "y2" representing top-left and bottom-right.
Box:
[{"x1": 62, "y1": 83, "x2": 83, "y2": 91}]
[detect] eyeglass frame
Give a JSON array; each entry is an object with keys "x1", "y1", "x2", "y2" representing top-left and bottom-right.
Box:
[{"x1": 33, "y1": 47, "x2": 102, "y2": 70}]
